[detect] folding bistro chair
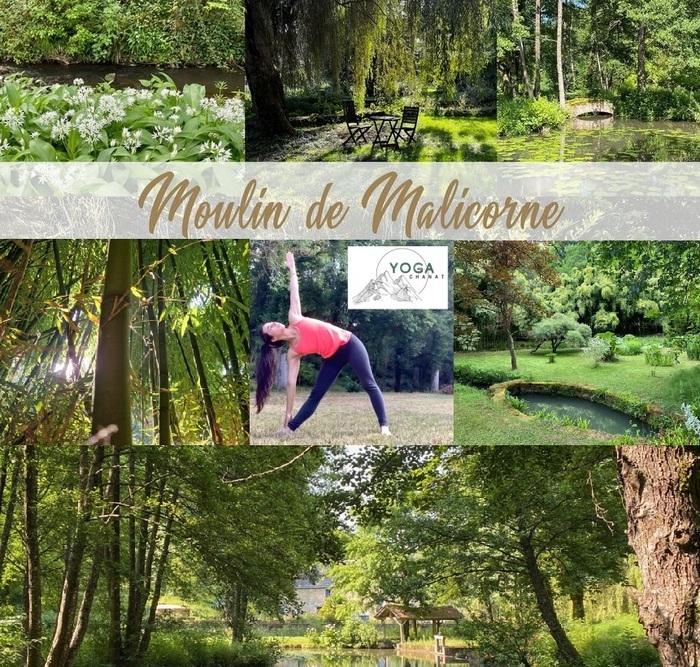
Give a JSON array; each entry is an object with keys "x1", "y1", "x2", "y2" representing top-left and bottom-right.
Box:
[
  {"x1": 397, "y1": 106, "x2": 419, "y2": 145},
  {"x1": 341, "y1": 100, "x2": 372, "y2": 146}
]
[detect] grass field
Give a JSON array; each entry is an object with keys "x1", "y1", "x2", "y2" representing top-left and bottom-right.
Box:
[
  {"x1": 247, "y1": 116, "x2": 497, "y2": 162},
  {"x1": 251, "y1": 390, "x2": 453, "y2": 446},
  {"x1": 457, "y1": 348, "x2": 699, "y2": 409},
  {"x1": 454, "y1": 347, "x2": 700, "y2": 446}
]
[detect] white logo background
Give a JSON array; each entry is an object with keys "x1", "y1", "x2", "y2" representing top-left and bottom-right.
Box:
[{"x1": 348, "y1": 246, "x2": 449, "y2": 310}]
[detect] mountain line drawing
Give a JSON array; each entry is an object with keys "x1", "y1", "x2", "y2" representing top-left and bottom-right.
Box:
[{"x1": 352, "y1": 271, "x2": 422, "y2": 304}]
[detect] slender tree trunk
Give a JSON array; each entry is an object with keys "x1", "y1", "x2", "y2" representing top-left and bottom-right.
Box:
[
  {"x1": 507, "y1": 331, "x2": 518, "y2": 370},
  {"x1": 156, "y1": 241, "x2": 171, "y2": 446},
  {"x1": 636, "y1": 23, "x2": 647, "y2": 90},
  {"x1": 556, "y1": 0, "x2": 566, "y2": 107},
  {"x1": 245, "y1": 0, "x2": 294, "y2": 135},
  {"x1": 0, "y1": 240, "x2": 33, "y2": 342},
  {"x1": 0, "y1": 456, "x2": 20, "y2": 578},
  {"x1": 534, "y1": 0, "x2": 541, "y2": 97},
  {"x1": 92, "y1": 240, "x2": 132, "y2": 446},
  {"x1": 616, "y1": 446, "x2": 700, "y2": 667},
  {"x1": 519, "y1": 528, "x2": 583, "y2": 666},
  {"x1": 511, "y1": 0, "x2": 534, "y2": 98},
  {"x1": 24, "y1": 444, "x2": 42, "y2": 667},
  {"x1": 106, "y1": 445, "x2": 122, "y2": 667},
  {"x1": 571, "y1": 588, "x2": 585, "y2": 620}
]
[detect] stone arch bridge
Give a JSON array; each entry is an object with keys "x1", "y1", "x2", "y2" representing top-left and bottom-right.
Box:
[{"x1": 568, "y1": 99, "x2": 614, "y2": 117}]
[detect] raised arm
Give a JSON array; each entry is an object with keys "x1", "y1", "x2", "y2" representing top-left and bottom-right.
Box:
[
  {"x1": 286, "y1": 252, "x2": 302, "y2": 324},
  {"x1": 284, "y1": 349, "x2": 301, "y2": 427}
]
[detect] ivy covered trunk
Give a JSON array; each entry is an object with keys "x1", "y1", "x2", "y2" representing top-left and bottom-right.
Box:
[{"x1": 616, "y1": 446, "x2": 700, "y2": 667}]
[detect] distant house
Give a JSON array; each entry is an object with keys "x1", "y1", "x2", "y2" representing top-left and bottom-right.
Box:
[{"x1": 294, "y1": 574, "x2": 333, "y2": 614}]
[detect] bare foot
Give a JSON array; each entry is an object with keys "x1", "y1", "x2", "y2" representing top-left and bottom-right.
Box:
[
  {"x1": 276, "y1": 426, "x2": 293, "y2": 437},
  {"x1": 380, "y1": 426, "x2": 392, "y2": 436}
]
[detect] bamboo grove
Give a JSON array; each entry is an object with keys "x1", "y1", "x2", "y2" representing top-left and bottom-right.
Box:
[{"x1": 0, "y1": 239, "x2": 250, "y2": 446}]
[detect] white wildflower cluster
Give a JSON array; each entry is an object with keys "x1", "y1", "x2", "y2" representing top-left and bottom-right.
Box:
[
  {"x1": 152, "y1": 125, "x2": 182, "y2": 144},
  {"x1": 682, "y1": 404, "x2": 700, "y2": 436},
  {"x1": 1, "y1": 107, "x2": 25, "y2": 130},
  {"x1": 0, "y1": 138, "x2": 10, "y2": 155},
  {"x1": 211, "y1": 97, "x2": 245, "y2": 124},
  {"x1": 198, "y1": 139, "x2": 232, "y2": 162},
  {"x1": 121, "y1": 127, "x2": 143, "y2": 152}
]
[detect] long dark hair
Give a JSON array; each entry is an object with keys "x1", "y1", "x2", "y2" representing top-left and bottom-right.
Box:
[{"x1": 255, "y1": 331, "x2": 284, "y2": 413}]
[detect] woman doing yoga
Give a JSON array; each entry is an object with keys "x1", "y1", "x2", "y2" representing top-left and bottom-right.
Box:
[{"x1": 256, "y1": 252, "x2": 391, "y2": 437}]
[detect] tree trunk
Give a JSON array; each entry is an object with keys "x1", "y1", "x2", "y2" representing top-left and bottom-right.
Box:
[
  {"x1": 92, "y1": 240, "x2": 132, "y2": 446},
  {"x1": 507, "y1": 331, "x2": 518, "y2": 371},
  {"x1": 156, "y1": 241, "x2": 171, "y2": 446},
  {"x1": 519, "y1": 528, "x2": 583, "y2": 666},
  {"x1": 245, "y1": 0, "x2": 294, "y2": 135},
  {"x1": 636, "y1": 23, "x2": 647, "y2": 90},
  {"x1": 556, "y1": 0, "x2": 566, "y2": 107},
  {"x1": 616, "y1": 445, "x2": 700, "y2": 667},
  {"x1": 534, "y1": 0, "x2": 541, "y2": 97},
  {"x1": 571, "y1": 588, "x2": 585, "y2": 621},
  {"x1": 106, "y1": 445, "x2": 122, "y2": 667},
  {"x1": 24, "y1": 444, "x2": 42, "y2": 667},
  {"x1": 511, "y1": 0, "x2": 534, "y2": 98},
  {"x1": 0, "y1": 456, "x2": 20, "y2": 579}
]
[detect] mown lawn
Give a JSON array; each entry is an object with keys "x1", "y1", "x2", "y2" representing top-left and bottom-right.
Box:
[
  {"x1": 251, "y1": 390, "x2": 453, "y2": 446},
  {"x1": 457, "y1": 347, "x2": 699, "y2": 409},
  {"x1": 247, "y1": 116, "x2": 497, "y2": 162},
  {"x1": 454, "y1": 347, "x2": 700, "y2": 446}
]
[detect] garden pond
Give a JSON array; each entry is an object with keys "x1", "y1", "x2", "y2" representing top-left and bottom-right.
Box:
[
  {"x1": 0, "y1": 63, "x2": 245, "y2": 96},
  {"x1": 279, "y1": 650, "x2": 469, "y2": 667},
  {"x1": 518, "y1": 393, "x2": 655, "y2": 437},
  {"x1": 499, "y1": 118, "x2": 700, "y2": 161}
]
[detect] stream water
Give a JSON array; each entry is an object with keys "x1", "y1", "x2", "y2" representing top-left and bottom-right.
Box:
[
  {"x1": 0, "y1": 63, "x2": 245, "y2": 95},
  {"x1": 518, "y1": 393, "x2": 655, "y2": 437},
  {"x1": 279, "y1": 650, "x2": 464, "y2": 667},
  {"x1": 499, "y1": 118, "x2": 700, "y2": 161}
]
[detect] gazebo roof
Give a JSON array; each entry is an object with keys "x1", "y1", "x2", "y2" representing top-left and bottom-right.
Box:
[{"x1": 374, "y1": 603, "x2": 463, "y2": 622}]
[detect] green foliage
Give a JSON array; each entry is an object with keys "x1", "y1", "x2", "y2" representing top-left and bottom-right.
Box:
[
  {"x1": 615, "y1": 87, "x2": 700, "y2": 122},
  {"x1": 617, "y1": 335, "x2": 644, "y2": 356},
  {"x1": 532, "y1": 408, "x2": 590, "y2": 430},
  {"x1": 0, "y1": 0, "x2": 244, "y2": 66},
  {"x1": 309, "y1": 620, "x2": 381, "y2": 649},
  {"x1": 0, "y1": 75, "x2": 244, "y2": 162},
  {"x1": 454, "y1": 364, "x2": 520, "y2": 387},
  {"x1": 530, "y1": 313, "x2": 592, "y2": 352},
  {"x1": 593, "y1": 309, "x2": 620, "y2": 333},
  {"x1": 564, "y1": 618, "x2": 661, "y2": 667},
  {"x1": 643, "y1": 345, "x2": 680, "y2": 367},
  {"x1": 584, "y1": 334, "x2": 617, "y2": 367},
  {"x1": 497, "y1": 97, "x2": 569, "y2": 137},
  {"x1": 506, "y1": 392, "x2": 528, "y2": 411},
  {"x1": 685, "y1": 335, "x2": 700, "y2": 361},
  {"x1": 668, "y1": 366, "x2": 700, "y2": 405}
]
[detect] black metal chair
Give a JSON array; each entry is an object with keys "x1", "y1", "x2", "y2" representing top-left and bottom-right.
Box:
[
  {"x1": 397, "y1": 106, "x2": 419, "y2": 144},
  {"x1": 341, "y1": 100, "x2": 372, "y2": 146}
]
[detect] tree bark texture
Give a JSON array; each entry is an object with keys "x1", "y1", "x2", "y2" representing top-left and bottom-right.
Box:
[
  {"x1": 91, "y1": 239, "x2": 132, "y2": 446},
  {"x1": 617, "y1": 445, "x2": 700, "y2": 667},
  {"x1": 245, "y1": 0, "x2": 294, "y2": 135}
]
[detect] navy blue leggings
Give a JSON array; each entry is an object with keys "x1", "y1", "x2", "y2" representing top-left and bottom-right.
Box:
[{"x1": 288, "y1": 335, "x2": 388, "y2": 431}]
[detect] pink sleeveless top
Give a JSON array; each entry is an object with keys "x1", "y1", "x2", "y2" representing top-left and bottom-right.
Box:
[{"x1": 290, "y1": 317, "x2": 351, "y2": 359}]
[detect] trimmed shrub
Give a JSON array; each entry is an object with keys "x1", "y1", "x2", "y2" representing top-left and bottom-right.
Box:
[
  {"x1": 497, "y1": 97, "x2": 569, "y2": 137},
  {"x1": 530, "y1": 313, "x2": 592, "y2": 353},
  {"x1": 454, "y1": 365, "x2": 520, "y2": 387},
  {"x1": 617, "y1": 335, "x2": 644, "y2": 356}
]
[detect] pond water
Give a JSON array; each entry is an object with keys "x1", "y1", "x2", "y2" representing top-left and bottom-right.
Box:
[
  {"x1": 279, "y1": 650, "x2": 465, "y2": 667},
  {"x1": 518, "y1": 393, "x2": 654, "y2": 437},
  {"x1": 499, "y1": 119, "x2": 700, "y2": 161},
  {"x1": 0, "y1": 63, "x2": 245, "y2": 95}
]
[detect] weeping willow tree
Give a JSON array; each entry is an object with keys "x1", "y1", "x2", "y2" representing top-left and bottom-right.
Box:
[
  {"x1": 246, "y1": 0, "x2": 494, "y2": 134},
  {"x1": 0, "y1": 239, "x2": 249, "y2": 446}
]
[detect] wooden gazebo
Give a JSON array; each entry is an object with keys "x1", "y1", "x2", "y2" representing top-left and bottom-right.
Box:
[{"x1": 374, "y1": 604, "x2": 463, "y2": 642}]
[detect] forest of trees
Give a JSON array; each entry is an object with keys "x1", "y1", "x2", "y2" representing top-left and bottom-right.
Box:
[
  {"x1": 0, "y1": 445, "x2": 330, "y2": 667},
  {"x1": 330, "y1": 444, "x2": 700, "y2": 667},
  {"x1": 498, "y1": 0, "x2": 700, "y2": 133},
  {"x1": 0, "y1": 239, "x2": 249, "y2": 446},
  {"x1": 247, "y1": 0, "x2": 495, "y2": 135},
  {"x1": 0, "y1": 0, "x2": 244, "y2": 67},
  {"x1": 250, "y1": 242, "x2": 453, "y2": 394}
]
